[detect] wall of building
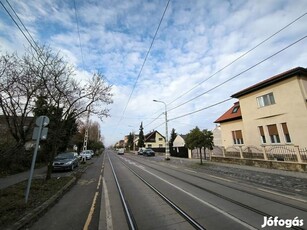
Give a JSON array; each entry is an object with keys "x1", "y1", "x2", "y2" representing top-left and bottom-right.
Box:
[
  {"x1": 238, "y1": 76, "x2": 307, "y2": 148},
  {"x1": 220, "y1": 119, "x2": 244, "y2": 147},
  {"x1": 145, "y1": 132, "x2": 165, "y2": 148}
]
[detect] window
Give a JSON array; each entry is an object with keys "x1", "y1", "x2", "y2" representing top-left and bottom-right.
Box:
[
  {"x1": 257, "y1": 93, "x2": 275, "y2": 107},
  {"x1": 281, "y1": 123, "x2": 291, "y2": 143},
  {"x1": 267, "y1": 124, "x2": 280, "y2": 143},
  {"x1": 147, "y1": 144, "x2": 152, "y2": 148},
  {"x1": 158, "y1": 138, "x2": 163, "y2": 141},
  {"x1": 232, "y1": 130, "x2": 244, "y2": 144},
  {"x1": 232, "y1": 106, "x2": 239, "y2": 113},
  {"x1": 159, "y1": 144, "x2": 163, "y2": 147},
  {"x1": 258, "y1": 126, "x2": 266, "y2": 144}
]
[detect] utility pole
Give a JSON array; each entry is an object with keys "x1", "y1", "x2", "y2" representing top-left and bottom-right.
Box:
[
  {"x1": 83, "y1": 108, "x2": 90, "y2": 151},
  {"x1": 153, "y1": 100, "x2": 170, "y2": 160}
]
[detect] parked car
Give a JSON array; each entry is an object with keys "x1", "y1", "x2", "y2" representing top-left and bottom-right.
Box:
[
  {"x1": 143, "y1": 148, "x2": 155, "y2": 157},
  {"x1": 138, "y1": 148, "x2": 146, "y2": 155},
  {"x1": 117, "y1": 148, "x2": 124, "y2": 155},
  {"x1": 80, "y1": 150, "x2": 92, "y2": 160},
  {"x1": 73, "y1": 152, "x2": 81, "y2": 160},
  {"x1": 52, "y1": 152, "x2": 79, "y2": 171},
  {"x1": 88, "y1": 150, "x2": 94, "y2": 156}
]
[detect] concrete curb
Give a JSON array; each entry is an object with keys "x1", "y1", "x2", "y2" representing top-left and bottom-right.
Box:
[{"x1": 7, "y1": 176, "x2": 77, "y2": 230}]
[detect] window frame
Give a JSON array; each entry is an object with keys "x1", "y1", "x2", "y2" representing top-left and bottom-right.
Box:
[
  {"x1": 232, "y1": 130, "x2": 244, "y2": 145},
  {"x1": 281, "y1": 123, "x2": 291, "y2": 143},
  {"x1": 258, "y1": 126, "x2": 266, "y2": 144},
  {"x1": 267, "y1": 124, "x2": 280, "y2": 144},
  {"x1": 257, "y1": 92, "x2": 275, "y2": 108}
]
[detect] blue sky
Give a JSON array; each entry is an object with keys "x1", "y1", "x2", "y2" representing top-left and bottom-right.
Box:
[{"x1": 1, "y1": 0, "x2": 307, "y2": 146}]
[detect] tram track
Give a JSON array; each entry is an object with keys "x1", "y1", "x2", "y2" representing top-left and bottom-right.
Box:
[
  {"x1": 107, "y1": 152, "x2": 205, "y2": 230},
  {"x1": 116, "y1": 154, "x2": 306, "y2": 230},
  {"x1": 129, "y1": 155, "x2": 307, "y2": 213}
]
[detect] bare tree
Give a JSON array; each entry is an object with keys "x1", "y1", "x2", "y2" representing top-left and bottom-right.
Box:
[{"x1": 0, "y1": 46, "x2": 113, "y2": 176}]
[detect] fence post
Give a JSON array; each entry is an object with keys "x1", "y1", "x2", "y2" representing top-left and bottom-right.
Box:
[
  {"x1": 239, "y1": 146, "x2": 244, "y2": 159},
  {"x1": 262, "y1": 146, "x2": 268, "y2": 160},
  {"x1": 294, "y1": 145, "x2": 303, "y2": 163},
  {"x1": 222, "y1": 146, "x2": 226, "y2": 157}
]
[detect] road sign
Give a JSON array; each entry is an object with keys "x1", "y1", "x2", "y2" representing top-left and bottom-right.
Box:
[
  {"x1": 35, "y1": 115, "x2": 49, "y2": 127},
  {"x1": 26, "y1": 115, "x2": 50, "y2": 203}
]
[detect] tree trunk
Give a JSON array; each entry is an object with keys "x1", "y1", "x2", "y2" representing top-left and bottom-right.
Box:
[
  {"x1": 45, "y1": 142, "x2": 58, "y2": 180},
  {"x1": 199, "y1": 147, "x2": 203, "y2": 165}
]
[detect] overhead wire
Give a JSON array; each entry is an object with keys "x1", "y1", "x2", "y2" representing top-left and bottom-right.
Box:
[
  {"x1": 148, "y1": 11, "x2": 307, "y2": 120},
  {"x1": 165, "y1": 12, "x2": 307, "y2": 107},
  {"x1": 0, "y1": 1, "x2": 39, "y2": 53},
  {"x1": 117, "y1": 0, "x2": 171, "y2": 125},
  {"x1": 167, "y1": 34, "x2": 307, "y2": 113},
  {"x1": 73, "y1": 0, "x2": 86, "y2": 69}
]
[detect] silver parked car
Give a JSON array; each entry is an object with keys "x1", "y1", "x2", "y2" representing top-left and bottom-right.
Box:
[{"x1": 80, "y1": 150, "x2": 92, "y2": 160}]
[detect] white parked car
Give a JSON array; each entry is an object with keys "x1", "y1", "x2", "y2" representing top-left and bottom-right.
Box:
[{"x1": 80, "y1": 150, "x2": 92, "y2": 160}]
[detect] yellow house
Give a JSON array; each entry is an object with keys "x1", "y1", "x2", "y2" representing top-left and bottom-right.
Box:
[
  {"x1": 215, "y1": 67, "x2": 307, "y2": 149},
  {"x1": 144, "y1": 130, "x2": 165, "y2": 149}
]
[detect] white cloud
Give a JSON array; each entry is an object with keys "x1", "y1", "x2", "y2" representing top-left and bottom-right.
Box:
[{"x1": 1, "y1": 0, "x2": 307, "y2": 146}]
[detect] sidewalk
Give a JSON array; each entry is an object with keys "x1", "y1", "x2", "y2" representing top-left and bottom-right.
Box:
[
  {"x1": 167, "y1": 156, "x2": 307, "y2": 179},
  {"x1": 0, "y1": 167, "x2": 47, "y2": 190}
]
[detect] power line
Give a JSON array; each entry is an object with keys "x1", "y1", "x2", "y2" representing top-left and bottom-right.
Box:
[
  {"x1": 118, "y1": 0, "x2": 171, "y2": 123},
  {"x1": 168, "y1": 34, "x2": 307, "y2": 112},
  {"x1": 166, "y1": 12, "x2": 307, "y2": 107},
  {"x1": 0, "y1": 1, "x2": 38, "y2": 53},
  {"x1": 169, "y1": 98, "x2": 233, "y2": 121},
  {"x1": 146, "y1": 12, "x2": 307, "y2": 121},
  {"x1": 144, "y1": 112, "x2": 164, "y2": 127},
  {"x1": 5, "y1": 0, "x2": 41, "y2": 52},
  {"x1": 73, "y1": 0, "x2": 86, "y2": 69},
  {"x1": 148, "y1": 98, "x2": 233, "y2": 130}
]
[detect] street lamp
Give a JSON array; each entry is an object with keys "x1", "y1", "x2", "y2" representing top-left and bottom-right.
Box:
[{"x1": 153, "y1": 100, "x2": 170, "y2": 160}]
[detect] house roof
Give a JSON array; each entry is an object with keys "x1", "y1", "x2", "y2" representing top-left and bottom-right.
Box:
[
  {"x1": 144, "y1": 130, "x2": 165, "y2": 142},
  {"x1": 231, "y1": 67, "x2": 307, "y2": 98},
  {"x1": 214, "y1": 102, "x2": 241, "y2": 123}
]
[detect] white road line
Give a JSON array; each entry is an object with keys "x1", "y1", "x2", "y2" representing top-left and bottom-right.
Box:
[
  {"x1": 209, "y1": 175, "x2": 233, "y2": 182},
  {"x1": 140, "y1": 167, "x2": 257, "y2": 230},
  {"x1": 257, "y1": 188, "x2": 307, "y2": 203},
  {"x1": 102, "y1": 178, "x2": 113, "y2": 230},
  {"x1": 184, "y1": 169, "x2": 197, "y2": 173}
]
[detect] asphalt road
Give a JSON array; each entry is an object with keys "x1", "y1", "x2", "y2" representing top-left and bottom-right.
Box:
[
  {"x1": 29, "y1": 154, "x2": 104, "y2": 230},
  {"x1": 27, "y1": 150, "x2": 307, "y2": 230},
  {"x1": 103, "y1": 150, "x2": 307, "y2": 230}
]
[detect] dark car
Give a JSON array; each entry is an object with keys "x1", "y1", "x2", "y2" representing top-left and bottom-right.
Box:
[
  {"x1": 52, "y1": 152, "x2": 79, "y2": 171},
  {"x1": 143, "y1": 148, "x2": 155, "y2": 157}
]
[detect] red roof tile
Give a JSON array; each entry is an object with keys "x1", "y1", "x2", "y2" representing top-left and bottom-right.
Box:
[{"x1": 214, "y1": 102, "x2": 242, "y2": 123}]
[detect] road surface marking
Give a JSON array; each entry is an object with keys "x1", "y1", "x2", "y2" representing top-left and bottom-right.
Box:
[
  {"x1": 209, "y1": 175, "x2": 233, "y2": 182},
  {"x1": 102, "y1": 178, "x2": 113, "y2": 230},
  {"x1": 169, "y1": 164, "x2": 179, "y2": 169},
  {"x1": 83, "y1": 191, "x2": 99, "y2": 230},
  {"x1": 97, "y1": 175, "x2": 102, "y2": 190},
  {"x1": 139, "y1": 166, "x2": 257, "y2": 230},
  {"x1": 257, "y1": 188, "x2": 307, "y2": 203},
  {"x1": 184, "y1": 169, "x2": 197, "y2": 173}
]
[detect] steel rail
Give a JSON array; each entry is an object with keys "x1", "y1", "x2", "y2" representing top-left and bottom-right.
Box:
[
  {"x1": 127, "y1": 155, "x2": 306, "y2": 230},
  {"x1": 107, "y1": 153, "x2": 136, "y2": 230},
  {"x1": 119, "y1": 158, "x2": 206, "y2": 230}
]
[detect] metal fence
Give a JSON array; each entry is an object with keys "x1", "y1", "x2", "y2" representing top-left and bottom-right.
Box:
[{"x1": 212, "y1": 145, "x2": 307, "y2": 163}]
